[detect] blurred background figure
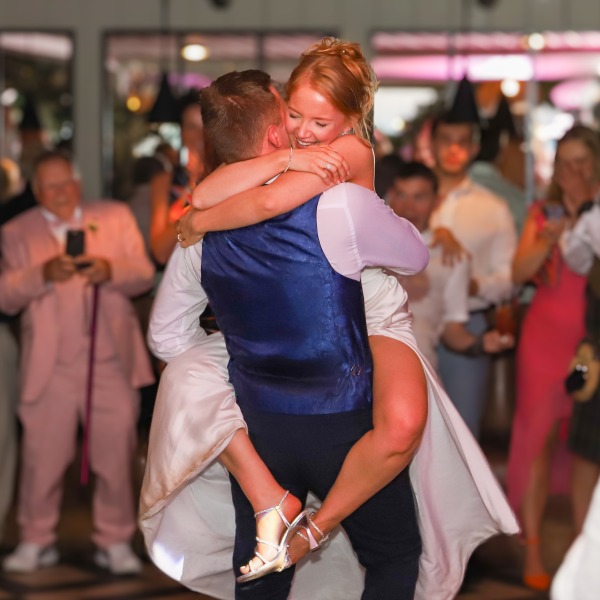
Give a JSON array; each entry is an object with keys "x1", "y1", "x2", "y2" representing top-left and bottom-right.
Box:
[
  {"x1": 149, "y1": 91, "x2": 205, "y2": 266},
  {"x1": 0, "y1": 118, "x2": 38, "y2": 227},
  {"x1": 429, "y1": 76, "x2": 517, "y2": 439},
  {"x1": 17, "y1": 95, "x2": 50, "y2": 184},
  {"x1": 387, "y1": 161, "x2": 514, "y2": 369},
  {"x1": 374, "y1": 152, "x2": 404, "y2": 199},
  {"x1": 6, "y1": 95, "x2": 50, "y2": 221},
  {"x1": 506, "y1": 125, "x2": 600, "y2": 592},
  {"x1": 372, "y1": 127, "x2": 394, "y2": 160},
  {"x1": 551, "y1": 475, "x2": 600, "y2": 600},
  {"x1": 0, "y1": 304, "x2": 17, "y2": 546},
  {"x1": 0, "y1": 160, "x2": 19, "y2": 545},
  {"x1": 0, "y1": 151, "x2": 155, "y2": 575},
  {"x1": 127, "y1": 155, "x2": 168, "y2": 254},
  {"x1": 126, "y1": 153, "x2": 169, "y2": 378},
  {"x1": 469, "y1": 96, "x2": 527, "y2": 234},
  {"x1": 559, "y1": 169, "x2": 600, "y2": 539},
  {"x1": 0, "y1": 158, "x2": 24, "y2": 209},
  {"x1": 553, "y1": 200, "x2": 600, "y2": 600}
]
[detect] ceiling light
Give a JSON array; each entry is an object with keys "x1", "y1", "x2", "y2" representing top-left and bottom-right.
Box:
[
  {"x1": 391, "y1": 117, "x2": 406, "y2": 132},
  {"x1": 527, "y1": 33, "x2": 546, "y2": 51},
  {"x1": 501, "y1": 79, "x2": 520, "y2": 98},
  {"x1": 181, "y1": 43, "x2": 208, "y2": 62},
  {"x1": 127, "y1": 94, "x2": 142, "y2": 112},
  {"x1": 0, "y1": 88, "x2": 18, "y2": 106}
]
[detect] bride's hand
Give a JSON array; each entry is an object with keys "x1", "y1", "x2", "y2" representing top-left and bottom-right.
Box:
[
  {"x1": 176, "y1": 208, "x2": 205, "y2": 248},
  {"x1": 289, "y1": 146, "x2": 350, "y2": 186}
]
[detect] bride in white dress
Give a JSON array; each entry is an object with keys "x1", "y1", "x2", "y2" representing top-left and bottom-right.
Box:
[
  {"x1": 141, "y1": 261, "x2": 518, "y2": 600},
  {"x1": 140, "y1": 38, "x2": 519, "y2": 600}
]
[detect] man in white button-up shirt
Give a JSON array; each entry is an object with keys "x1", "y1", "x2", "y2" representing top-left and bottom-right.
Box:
[
  {"x1": 429, "y1": 115, "x2": 517, "y2": 438},
  {"x1": 387, "y1": 161, "x2": 514, "y2": 371}
]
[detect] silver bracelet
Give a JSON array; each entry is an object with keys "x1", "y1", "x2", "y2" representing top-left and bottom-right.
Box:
[{"x1": 282, "y1": 146, "x2": 293, "y2": 174}]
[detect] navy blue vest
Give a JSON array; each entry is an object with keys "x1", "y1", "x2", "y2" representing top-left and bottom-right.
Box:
[{"x1": 201, "y1": 194, "x2": 372, "y2": 415}]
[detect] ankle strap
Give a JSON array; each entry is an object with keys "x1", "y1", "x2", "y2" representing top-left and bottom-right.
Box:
[
  {"x1": 307, "y1": 513, "x2": 329, "y2": 544},
  {"x1": 254, "y1": 490, "x2": 289, "y2": 518}
]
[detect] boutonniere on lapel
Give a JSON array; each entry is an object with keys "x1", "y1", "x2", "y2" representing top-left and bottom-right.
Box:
[{"x1": 86, "y1": 219, "x2": 99, "y2": 233}]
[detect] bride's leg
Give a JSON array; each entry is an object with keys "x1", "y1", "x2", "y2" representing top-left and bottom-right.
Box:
[
  {"x1": 220, "y1": 429, "x2": 302, "y2": 574},
  {"x1": 288, "y1": 335, "x2": 427, "y2": 559}
]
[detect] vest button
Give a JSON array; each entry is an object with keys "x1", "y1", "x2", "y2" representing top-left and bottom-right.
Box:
[{"x1": 351, "y1": 364, "x2": 362, "y2": 376}]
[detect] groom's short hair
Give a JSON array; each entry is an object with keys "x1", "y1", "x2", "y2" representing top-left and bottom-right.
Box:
[{"x1": 200, "y1": 70, "x2": 283, "y2": 169}]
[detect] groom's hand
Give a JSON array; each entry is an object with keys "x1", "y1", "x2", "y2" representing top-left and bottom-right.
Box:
[{"x1": 176, "y1": 208, "x2": 204, "y2": 248}]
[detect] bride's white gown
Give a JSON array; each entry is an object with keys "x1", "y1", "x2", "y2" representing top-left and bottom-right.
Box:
[{"x1": 140, "y1": 268, "x2": 519, "y2": 600}]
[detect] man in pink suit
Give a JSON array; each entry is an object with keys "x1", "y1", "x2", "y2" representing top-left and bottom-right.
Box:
[{"x1": 0, "y1": 151, "x2": 155, "y2": 574}]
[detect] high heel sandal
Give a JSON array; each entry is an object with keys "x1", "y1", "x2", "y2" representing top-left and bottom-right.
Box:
[
  {"x1": 237, "y1": 491, "x2": 308, "y2": 584},
  {"x1": 295, "y1": 512, "x2": 330, "y2": 551},
  {"x1": 521, "y1": 537, "x2": 551, "y2": 592}
]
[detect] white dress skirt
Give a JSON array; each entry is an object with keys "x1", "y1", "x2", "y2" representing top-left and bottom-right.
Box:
[{"x1": 139, "y1": 268, "x2": 519, "y2": 600}]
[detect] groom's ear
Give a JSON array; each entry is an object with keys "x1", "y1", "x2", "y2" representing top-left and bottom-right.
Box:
[{"x1": 266, "y1": 124, "x2": 284, "y2": 150}]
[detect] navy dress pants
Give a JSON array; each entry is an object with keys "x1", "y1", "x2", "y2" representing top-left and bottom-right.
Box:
[{"x1": 230, "y1": 407, "x2": 421, "y2": 600}]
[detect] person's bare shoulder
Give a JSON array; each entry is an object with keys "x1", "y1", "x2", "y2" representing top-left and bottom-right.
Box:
[
  {"x1": 329, "y1": 135, "x2": 374, "y2": 188},
  {"x1": 329, "y1": 133, "x2": 372, "y2": 155}
]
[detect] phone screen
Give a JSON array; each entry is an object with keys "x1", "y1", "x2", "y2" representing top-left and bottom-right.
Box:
[
  {"x1": 65, "y1": 229, "x2": 85, "y2": 257},
  {"x1": 543, "y1": 204, "x2": 565, "y2": 221}
]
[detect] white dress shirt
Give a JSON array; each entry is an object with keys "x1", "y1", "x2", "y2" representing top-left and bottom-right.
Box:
[
  {"x1": 399, "y1": 229, "x2": 470, "y2": 369},
  {"x1": 560, "y1": 203, "x2": 600, "y2": 275},
  {"x1": 430, "y1": 177, "x2": 517, "y2": 311},
  {"x1": 40, "y1": 205, "x2": 83, "y2": 247}
]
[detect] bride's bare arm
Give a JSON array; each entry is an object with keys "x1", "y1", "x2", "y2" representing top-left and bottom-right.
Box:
[
  {"x1": 192, "y1": 145, "x2": 350, "y2": 209},
  {"x1": 179, "y1": 137, "x2": 373, "y2": 245}
]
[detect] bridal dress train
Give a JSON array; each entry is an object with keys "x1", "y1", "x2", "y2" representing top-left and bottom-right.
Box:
[{"x1": 140, "y1": 269, "x2": 519, "y2": 600}]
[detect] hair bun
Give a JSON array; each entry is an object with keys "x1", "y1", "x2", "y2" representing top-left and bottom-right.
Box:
[
  {"x1": 288, "y1": 36, "x2": 378, "y2": 141},
  {"x1": 305, "y1": 37, "x2": 364, "y2": 62}
]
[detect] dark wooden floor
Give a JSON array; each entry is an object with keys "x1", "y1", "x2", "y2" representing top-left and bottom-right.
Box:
[
  {"x1": 0, "y1": 454, "x2": 571, "y2": 600},
  {"x1": 0, "y1": 367, "x2": 574, "y2": 600}
]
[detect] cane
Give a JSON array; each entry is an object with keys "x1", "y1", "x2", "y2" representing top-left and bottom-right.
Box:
[{"x1": 80, "y1": 283, "x2": 100, "y2": 485}]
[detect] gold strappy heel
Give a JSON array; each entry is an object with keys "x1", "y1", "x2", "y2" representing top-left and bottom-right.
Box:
[{"x1": 237, "y1": 491, "x2": 308, "y2": 584}]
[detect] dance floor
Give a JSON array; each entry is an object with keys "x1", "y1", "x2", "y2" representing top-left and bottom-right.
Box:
[
  {"x1": 0, "y1": 520, "x2": 566, "y2": 600},
  {"x1": 0, "y1": 432, "x2": 572, "y2": 599},
  {"x1": 0, "y1": 472, "x2": 570, "y2": 599}
]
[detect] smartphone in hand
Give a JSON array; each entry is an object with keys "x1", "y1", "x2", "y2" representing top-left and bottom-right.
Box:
[
  {"x1": 65, "y1": 229, "x2": 92, "y2": 270},
  {"x1": 543, "y1": 204, "x2": 565, "y2": 221},
  {"x1": 66, "y1": 229, "x2": 85, "y2": 256}
]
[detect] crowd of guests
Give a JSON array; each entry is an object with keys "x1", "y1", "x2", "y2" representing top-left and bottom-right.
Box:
[
  {"x1": 0, "y1": 74, "x2": 599, "y2": 597},
  {"x1": 377, "y1": 118, "x2": 600, "y2": 594}
]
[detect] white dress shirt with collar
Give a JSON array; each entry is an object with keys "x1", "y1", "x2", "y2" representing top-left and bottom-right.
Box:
[
  {"x1": 399, "y1": 229, "x2": 470, "y2": 369},
  {"x1": 430, "y1": 177, "x2": 517, "y2": 311},
  {"x1": 40, "y1": 205, "x2": 83, "y2": 246},
  {"x1": 560, "y1": 203, "x2": 600, "y2": 275}
]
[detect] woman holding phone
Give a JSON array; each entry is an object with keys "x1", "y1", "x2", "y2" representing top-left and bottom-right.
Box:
[{"x1": 507, "y1": 125, "x2": 600, "y2": 591}]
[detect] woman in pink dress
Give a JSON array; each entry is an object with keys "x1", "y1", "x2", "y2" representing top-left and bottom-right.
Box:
[{"x1": 507, "y1": 125, "x2": 600, "y2": 591}]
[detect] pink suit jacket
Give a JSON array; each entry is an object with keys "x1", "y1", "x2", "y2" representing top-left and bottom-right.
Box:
[{"x1": 0, "y1": 200, "x2": 155, "y2": 403}]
